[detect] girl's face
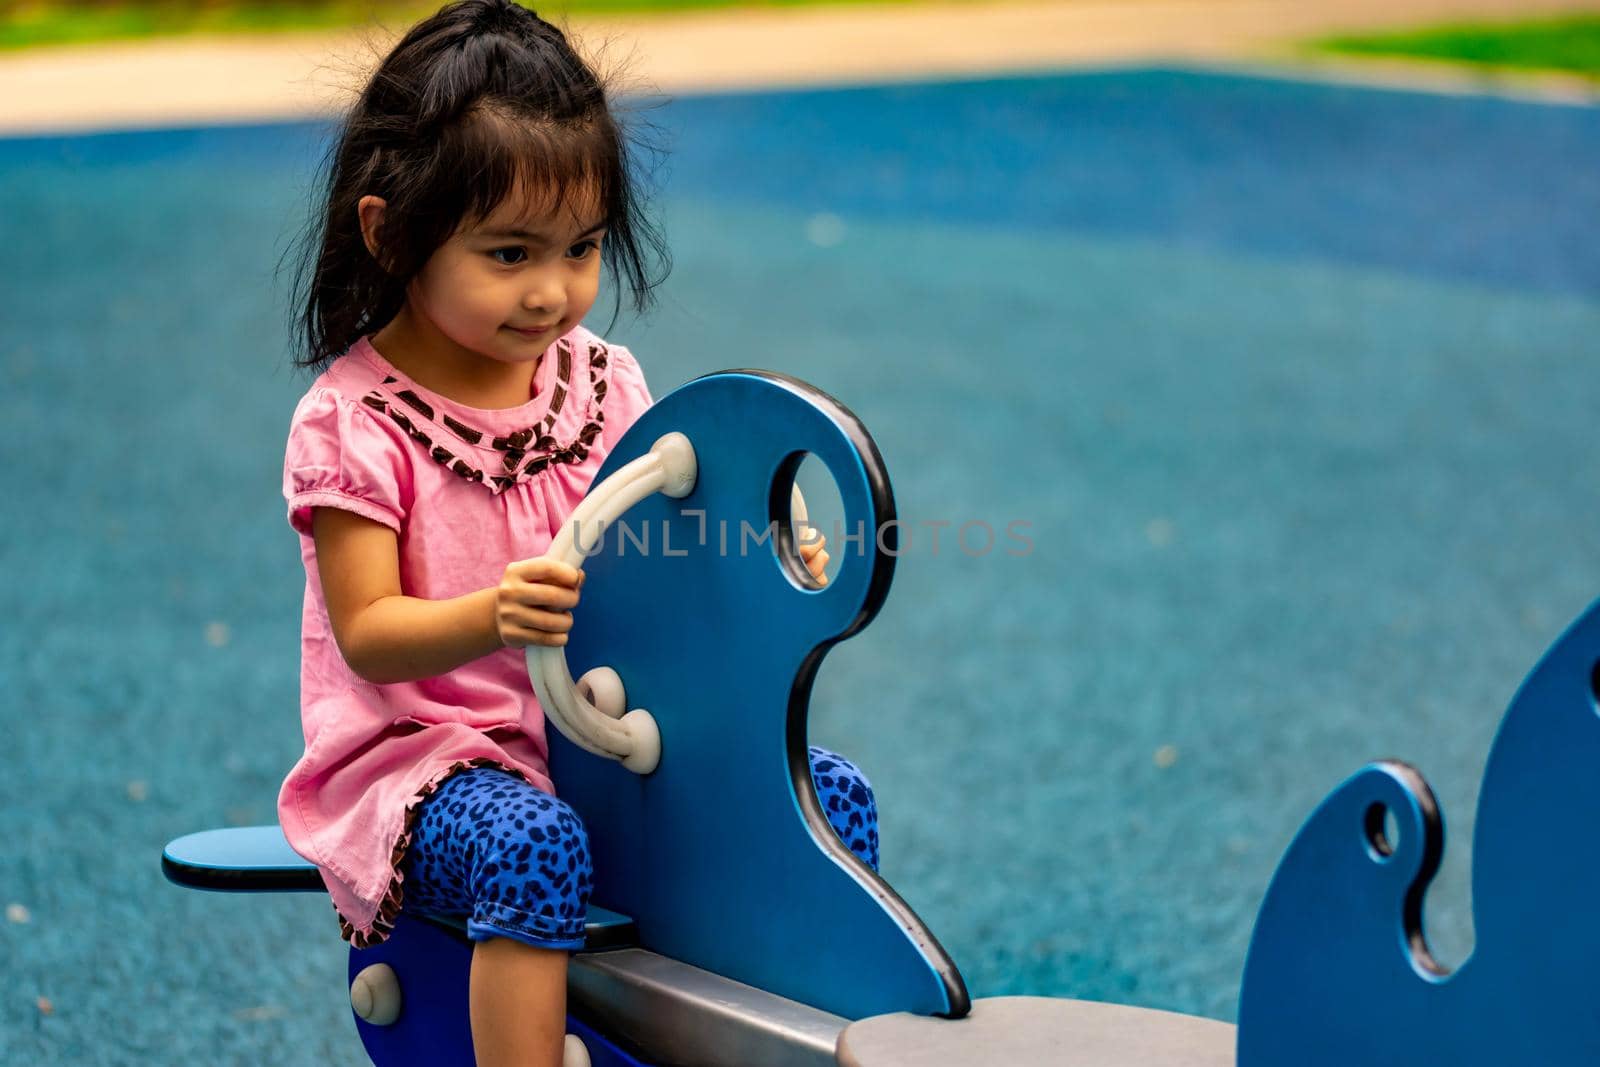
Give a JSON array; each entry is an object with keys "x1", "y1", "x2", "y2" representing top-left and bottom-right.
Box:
[{"x1": 378, "y1": 180, "x2": 607, "y2": 368}]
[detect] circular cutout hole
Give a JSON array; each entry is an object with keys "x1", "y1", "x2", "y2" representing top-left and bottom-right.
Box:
[
  {"x1": 1364, "y1": 802, "x2": 1399, "y2": 861},
  {"x1": 772, "y1": 452, "x2": 844, "y2": 589}
]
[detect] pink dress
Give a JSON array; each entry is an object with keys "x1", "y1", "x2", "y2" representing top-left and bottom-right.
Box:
[{"x1": 275, "y1": 326, "x2": 653, "y2": 946}]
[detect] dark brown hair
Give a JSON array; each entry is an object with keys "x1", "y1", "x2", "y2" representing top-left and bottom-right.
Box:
[{"x1": 285, "y1": 0, "x2": 669, "y2": 371}]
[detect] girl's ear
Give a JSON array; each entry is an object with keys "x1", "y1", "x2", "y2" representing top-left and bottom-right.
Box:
[{"x1": 357, "y1": 195, "x2": 388, "y2": 268}]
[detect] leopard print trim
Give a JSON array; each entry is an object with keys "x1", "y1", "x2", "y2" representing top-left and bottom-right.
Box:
[
  {"x1": 336, "y1": 755, "x2": 537, "y2": 949},
  {"x1": 360, "y1": 338, "x2": 613, "y2": 495}
]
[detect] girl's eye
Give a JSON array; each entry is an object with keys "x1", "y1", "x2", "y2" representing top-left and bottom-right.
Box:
[
  {"x1": 489, "y1": 247, "x2": 526, "y2": 266},
  {"x1": 567, "y1": 239, "x2": 600, "y2": 260}
]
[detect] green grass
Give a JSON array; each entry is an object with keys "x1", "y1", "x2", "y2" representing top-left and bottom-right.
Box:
[
  {"x1": 0, "y1": 0, "x2": 918, "y2": 51},
  {"x1": 1316, "y1": 14, "x2": 1600, "y2": 79}
]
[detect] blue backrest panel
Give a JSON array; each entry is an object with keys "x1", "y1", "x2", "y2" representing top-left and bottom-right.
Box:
[
  {"x1": 548, "y1": 370, "x2": 966, "y2": 1021},
  {"x1": 1240, "y1": 598, "x2": 1600, "y2": 1063}
]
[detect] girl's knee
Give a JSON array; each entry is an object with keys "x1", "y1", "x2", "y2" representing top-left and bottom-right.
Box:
[
  {"x1": 472, "y1": 792, "x2": 589, "y2": 885},
  {"x1": 809, "y1": 746, "x2": 876, "y2": 808},
  {"x1": 466, "y1": 789, "x2": 592, "y2": 948},
  {"x1": 807, "y1": 746, "x2": 881, "y2": 872}
]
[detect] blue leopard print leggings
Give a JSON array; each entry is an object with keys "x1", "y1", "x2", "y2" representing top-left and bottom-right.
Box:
[{"x1": 400, "y1": 746, "x2": 879, "y2": 951}]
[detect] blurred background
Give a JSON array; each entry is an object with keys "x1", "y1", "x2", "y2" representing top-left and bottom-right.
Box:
[{"x1": 2, "y1": 1, "x2": 1598, "y2": 1062}]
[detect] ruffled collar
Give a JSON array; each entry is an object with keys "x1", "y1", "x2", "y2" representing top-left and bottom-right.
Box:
[{"x1": 343, "y1": 329, "x2": 614, "y2": 495}]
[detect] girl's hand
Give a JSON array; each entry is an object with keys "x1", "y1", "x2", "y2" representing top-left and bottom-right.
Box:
[
  {"x1": 496, "y1": 559, "x2": 585, "y2": 648},
  {"x1": 798, "y1": 531, "x2": 829, "y2": 586}
]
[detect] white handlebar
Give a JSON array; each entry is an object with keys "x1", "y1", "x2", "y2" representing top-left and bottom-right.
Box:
[{"x1": 525, "y1": 432, "x2": 697, "y2": 775}]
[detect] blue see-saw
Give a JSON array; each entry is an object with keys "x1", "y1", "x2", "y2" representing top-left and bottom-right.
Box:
[{"x1": 165, "y1": 370, "x2": 1600, "y2": 1065}]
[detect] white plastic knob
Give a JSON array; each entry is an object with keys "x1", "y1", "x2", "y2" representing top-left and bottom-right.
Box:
[
  {"x1": 350, "y1": 962, "x2": 401, "y2": 1026},
  {"x1": 617, "y1": 709, "x2": 661, "y2": 774},
  {"x1": 652, "y1": 432, "x2": 697, "y2": 498},
  {"x1": 575, "y1": 666, "x2": 627, "y2": 720},
  {"x1": 564, "y1": 1033, "x2": 592, "y2": 1067}
]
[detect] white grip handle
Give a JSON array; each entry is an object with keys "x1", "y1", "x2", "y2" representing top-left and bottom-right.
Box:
[{"x1": 525, "y1": 432, "x2": 696, "y2": 775}]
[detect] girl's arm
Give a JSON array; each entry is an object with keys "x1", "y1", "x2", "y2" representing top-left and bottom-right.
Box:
[{"x1": 312, "y1": 507, "x2": 580, "y2": 686}]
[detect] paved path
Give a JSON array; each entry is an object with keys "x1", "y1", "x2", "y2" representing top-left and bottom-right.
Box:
[{"x1": 1, "y1": 0, "x2": 1597, "y2": 135}]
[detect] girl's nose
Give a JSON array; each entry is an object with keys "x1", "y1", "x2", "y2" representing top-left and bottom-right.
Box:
[{"x1": 522, "y1": 275, "x2": 565, "y2": 315}]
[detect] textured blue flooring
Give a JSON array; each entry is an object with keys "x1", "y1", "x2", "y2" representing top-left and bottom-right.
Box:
[{"x1": 2, "y1": 68, "x2": 1598, "y2": 1062}]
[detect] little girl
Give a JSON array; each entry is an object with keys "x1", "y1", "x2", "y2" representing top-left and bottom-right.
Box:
[{"x1": 276, "y1": 3, "x2": 879, "y2": 1064}]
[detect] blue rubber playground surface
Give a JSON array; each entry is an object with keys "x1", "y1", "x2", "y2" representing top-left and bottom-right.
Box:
[{"x1": 2, "y1": 67, "x2": 1598, "y2": 1062}]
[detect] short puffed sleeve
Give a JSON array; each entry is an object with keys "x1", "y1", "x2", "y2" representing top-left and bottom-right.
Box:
[
  {"x1": 283, "y1": 387, "x2": 411, "y2": 536},
  {"x1": 601, "y1": 344, "x2": 655, "y2": 454}
]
